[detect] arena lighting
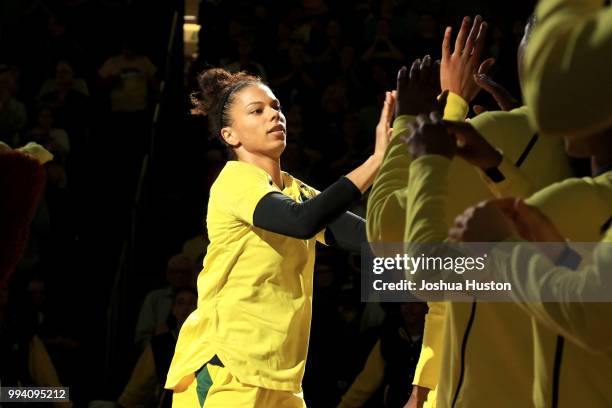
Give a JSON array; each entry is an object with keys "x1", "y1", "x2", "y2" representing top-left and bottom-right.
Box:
[{"x1": 184, "y1": 15, "x2": 200, "y2": 56}]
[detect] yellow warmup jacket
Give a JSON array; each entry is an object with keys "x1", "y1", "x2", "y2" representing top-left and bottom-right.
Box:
[
  {"x1": 523, "y1": 0, "x2": 612, "y2": 138},
  {"x1": 402, "y1": 155, "x2": 612, "y2": 408},
  {"x1": 366, "y1": 93, "x2": 572, "y2": 407},
  {"x1": 489, "y1": 174, "x2": 612, "y2": 408}
]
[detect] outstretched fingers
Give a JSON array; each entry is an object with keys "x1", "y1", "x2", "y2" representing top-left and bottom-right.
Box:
[
  {"x1": 453, "y1": 16, "x2": 471, "y2": 56},
  {"x1": 442, "y1": 26, "x2": 452, "y2": 61},
  {"x1": 470, "y1": 20, "x2": 488, "y2": 65},
  {"x1": 463, "y1": 15, "x2": 482, "y2": 59}
]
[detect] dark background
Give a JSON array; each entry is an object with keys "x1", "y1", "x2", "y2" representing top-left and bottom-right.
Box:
[{"x1": 1, "y1": 0, "x2": 536, "y2": 406}]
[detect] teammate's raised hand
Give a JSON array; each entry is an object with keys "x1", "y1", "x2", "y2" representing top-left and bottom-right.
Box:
[
  {"x1": 441, "y1": 15, "x2": 492, "y2": 103},
  {"x1": 395, "y1": 55, "x2": 441, "y2": 117}
]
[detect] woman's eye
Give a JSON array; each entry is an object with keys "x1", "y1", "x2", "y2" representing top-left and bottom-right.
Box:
[{"x1": 251, "y1": 109, "x2": 263, "y2": 114}]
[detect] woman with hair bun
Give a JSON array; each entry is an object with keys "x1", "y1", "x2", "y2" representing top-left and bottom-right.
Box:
[{"x1": 165, "y1": 68, "x2": 394, "y2": 407}]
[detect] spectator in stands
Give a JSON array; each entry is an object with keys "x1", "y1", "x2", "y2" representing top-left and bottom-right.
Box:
[
  {"x1": 98, "y1": 37, "x2": 159, "y2": 200},
  {"x1": 271, "y1": 42, "x2": 317, "y2": 105},
  {"x1": 27, "y1": 105, "x2": 70, "y2": 186},
  {"x1": 250, "y1": 3, "x2": 277, "y2": 62},
  {"x1": 28, "y1": 105, "x2": 70, "y2": 152},
  {"x1": 98, "y1": 38, "x2": 158, "y2": 114},
  {"x1": 330, "y1": 112, "x2": 369, "y2": 176},
  {"x1": 0, "y1": 280, "x2": 73, "y2": 407},
  {"x1": 281, "y1": 104, "x2": 322, "y2": 182},
  {"x1": 38, "y1": 60, "x2": 89, "y2": 166},
  {"x1": 45, "y1": 15, "x2": 82, "y2": 71},
  {"x1": 4, "y1": 63, "x2": 21, "y2": 97},
  {"x1": 39, "y1": 60, "x2": 90, "y2": 99},
  {"x1": 181, "y1": 234, "x2": 207, "y2": 274},
  {"x1": 23, "y1": 277, "x2": 79, "y2": 351},
  {"x1": 224, "y1": 37, "x2": 267, "y2": 81},
  {"x1": 134, "y1": 254, "x2": 195, "y2": 348},
  {"x1": 118, "y1": 287, "x2": 197, "y2": 408},
  {"x1": 25, "y1": 105, "x2": 73, "y2": 245},
  {"x1": 313, "y1": 18, "x2": 344, "y2": 67},
  {"x1": 336, "y1": 45, "x2": 364, "y2": 99},
  {"x1": 361, "y1": 19, "x2": 405, "y2": 63},
  {"x1": 408, "y1": 14, "x2": 442, "y2": 60},
  {"x1": 322, "y1": 80, "x2": 349, "y2": 116},
  {"x1": 275, "y1": 21, "x2": 294, "y2": 61},
  {"x1": 0, "y1": 63, "x2": 27, "y2": 146}
]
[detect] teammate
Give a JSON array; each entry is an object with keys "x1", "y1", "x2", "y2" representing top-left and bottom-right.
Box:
[
  {"x1": 522, "y1": 0, "x2": 612, "y2": 138},
  {"x1": 366, "y1": 15, "x2": 572, "y2": 408},
  {"x1": 448, "y1": 128, "x2": 612, "y2": 406},
  {"x1": 403, "y1": 109, "x2": 612, "y2": 407}
]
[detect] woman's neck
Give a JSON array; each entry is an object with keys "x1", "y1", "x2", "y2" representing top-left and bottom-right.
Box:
[{"x1": 239, "y1": 154, "x2": 284, "y2": 189}]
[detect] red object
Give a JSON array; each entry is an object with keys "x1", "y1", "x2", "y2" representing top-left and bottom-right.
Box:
[{"x1": 0, "y1": 150, "x2": 46, "y2": 284}]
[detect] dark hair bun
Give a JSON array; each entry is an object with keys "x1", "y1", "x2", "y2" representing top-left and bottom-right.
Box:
[
  {"x1": 190, "y1": 68, "x2": 260, "y2": 116},
  {"x1": 190, "y1": 68, "x2": 261, "y2": 158}
]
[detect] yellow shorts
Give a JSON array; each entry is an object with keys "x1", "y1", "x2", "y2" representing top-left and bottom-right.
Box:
[{"x1": 172, "y1": 363, "x2": 307, "y2": 407}]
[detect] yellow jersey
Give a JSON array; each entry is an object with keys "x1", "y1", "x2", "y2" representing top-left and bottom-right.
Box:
[{"x1": 166, "y1": 160, "x2": 323, "y2": 393}]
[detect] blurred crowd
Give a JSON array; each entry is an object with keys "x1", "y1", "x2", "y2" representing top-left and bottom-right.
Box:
[{"x1": 0, "y1": 0, "x2": 546, "y2": 407}]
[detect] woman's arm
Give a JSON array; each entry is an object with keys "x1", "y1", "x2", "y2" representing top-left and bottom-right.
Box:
[
  {"x1": 325, "y1": 211, "x2": 366, "y2": 252},
  {"x1": 253, "y1": 177, "x2": 361, "y2": 239},
  {"x1": 253, "y1": 182, "x2": 368, "y2": 252},
  {"x1": 251, "y1": 92, "x2": 396, "y2": 241}
]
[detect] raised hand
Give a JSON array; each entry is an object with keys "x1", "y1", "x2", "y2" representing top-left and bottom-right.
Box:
[
  {"x1": 448, "y1": 199, "x2": 518, "y2": 242},
  {"x1": 510, "y1": 199, "x2": 565, "y2": 243},
  {"x1": 402, "y1": 110, "x2": 456, "y2": 160},
  {"x1": 448, "y1": 198, "x2": 567, "y2": 263},
  {"x1": 441, "y1": 15, "x2": 491, "y2": 103},
  {"x1": 374, "y1": 90, "x2": 396, "y2": 159},
  {"x1": 473, "y1": 71, "x2": 521, "y2": 114},
  {"x1": 443, "y1": 120, "x2": 501, "y2": 169},
  {"x1": 395, "y1": 55, "x2": 441, "y2": 117}
]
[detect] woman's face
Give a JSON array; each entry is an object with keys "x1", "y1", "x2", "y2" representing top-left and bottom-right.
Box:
[{"x1": 223, "y1": 84, "x2": 287, "y2": 159}]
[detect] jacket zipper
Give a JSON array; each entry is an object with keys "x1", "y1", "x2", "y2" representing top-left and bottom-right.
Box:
[
  {"x1": 551, "y1": 336, "x2": 564, "y2": 408},
  {"x1": 451, "y1": 300, "x2": 477, "y2": 408}
]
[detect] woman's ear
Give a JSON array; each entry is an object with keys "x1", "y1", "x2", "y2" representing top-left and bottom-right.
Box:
[{"x1": 221, "y1": 127, "x2": 239, "y2": 147}]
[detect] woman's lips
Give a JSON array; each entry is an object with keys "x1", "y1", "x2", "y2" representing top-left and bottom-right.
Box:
[
  {"x1": 268, "y1": 124, "x2": 286, "y2": 138},
  {"x1": 269, "y1": 130, "x2": 286, "y2": 139},
  {"x1": 268, "y1": 123, "x2": 285, "y2": 131}
]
